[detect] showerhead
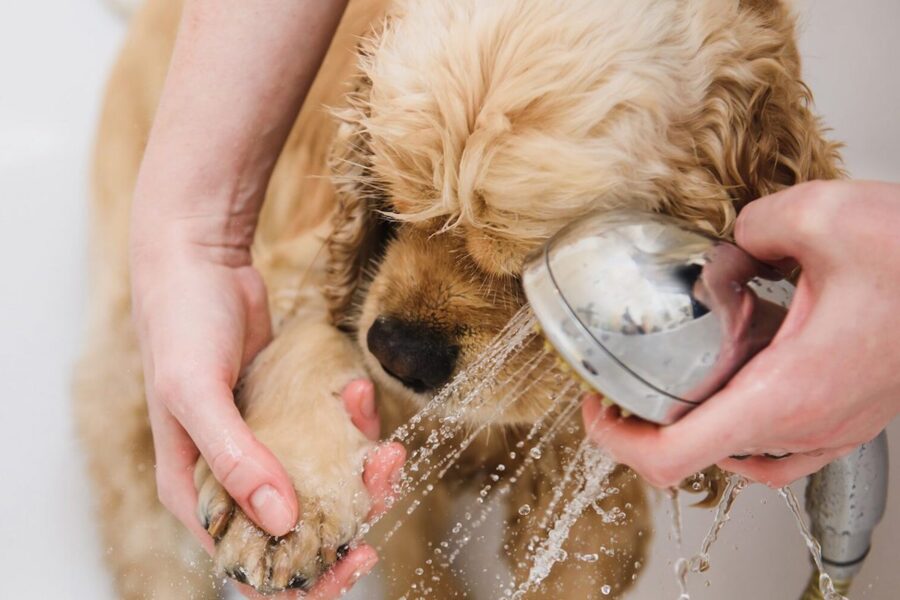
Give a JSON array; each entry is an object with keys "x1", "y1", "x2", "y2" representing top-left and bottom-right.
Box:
[{"x1": 522, "y1": 209, "x2": 794, "y2": 425}]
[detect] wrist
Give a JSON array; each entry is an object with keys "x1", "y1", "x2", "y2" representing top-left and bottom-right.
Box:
[
  {"x1": 130, "y1": 209, "x2": 256, "y2": 272},
  {"x1": 131, "y1": 172, "x2": 261, "y2": 268},
  {"x1": 131, "y1": 134, "x2": 269, "y2": 252}
]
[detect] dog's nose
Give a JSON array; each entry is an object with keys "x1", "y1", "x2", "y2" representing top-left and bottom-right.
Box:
[{"x1": 366, "y1": 316, "x2": 459, "y2": 393}]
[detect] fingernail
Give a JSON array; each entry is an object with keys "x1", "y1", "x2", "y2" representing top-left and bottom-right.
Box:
[{"x1": 250, "y1": 485, "x2": 295, "y2": 536}]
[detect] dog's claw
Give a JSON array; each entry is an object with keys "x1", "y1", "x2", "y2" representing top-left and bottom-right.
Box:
[
  {"x1": 336, "y1": 543, "x2": 351, "y2": 561},
  {"x1": 206, "y1": 506, "x2": 233, "y2": 541},
  {"x1": 287, "y1": 574, "x2": 311, "y2": 591}
]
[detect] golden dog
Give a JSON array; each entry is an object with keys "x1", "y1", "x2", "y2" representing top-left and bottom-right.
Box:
[{"x1": 75, "y1": 0, "x2": 841, "y2": 598}]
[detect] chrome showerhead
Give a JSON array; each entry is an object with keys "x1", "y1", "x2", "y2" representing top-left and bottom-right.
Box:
[{"x1": 522, "y1": 209, "x2": 794, "y2": 425}]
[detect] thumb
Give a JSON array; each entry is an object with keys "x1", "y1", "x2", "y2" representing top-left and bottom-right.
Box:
[
  {"x1": 735, "y1": 182, "x2": 834, "y2": 269},
  {"x1": 166, "y1": 377, "x2": 299, "y2": 536}
]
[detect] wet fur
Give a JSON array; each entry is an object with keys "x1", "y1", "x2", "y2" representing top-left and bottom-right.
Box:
[{"x1": 75, "y1": 0, "x2": 840, "y2": 598}]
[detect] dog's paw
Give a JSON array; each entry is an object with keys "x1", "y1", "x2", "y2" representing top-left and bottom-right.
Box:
[{"x1": 194, "y1": 459, "x2": 369, "y2": 594}]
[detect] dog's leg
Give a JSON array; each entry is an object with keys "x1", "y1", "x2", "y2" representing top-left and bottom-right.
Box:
[
  {"x1": 502, "y1": 445, "x2": 651, "y2": 599},
  {"x1": 193, "y1": 305, "x2": 376, "y2": 593},
  {"x1": 75, "y1": 328, "x2": 218, "y2": 600}
]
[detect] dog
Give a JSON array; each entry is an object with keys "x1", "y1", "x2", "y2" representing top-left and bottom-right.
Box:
[{"x1": 74, "y1": 0, "x2": 841, "y2": 598}]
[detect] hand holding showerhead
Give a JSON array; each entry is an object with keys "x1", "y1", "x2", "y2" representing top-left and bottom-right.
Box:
[
  {"x1": 527, "y1": 181, "x2": 900, "y2": 489},
  {"x1": 522, "y1": 180, "x2": 900, "y2": 597}
]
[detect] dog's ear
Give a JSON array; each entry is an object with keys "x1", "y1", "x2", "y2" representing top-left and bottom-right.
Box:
[
  {"x1": 666, "y1": 4, "x2": 844, "y2": 234},
  {"x1": 324, "y1": 69, "x2": 391, "y2": 330}
]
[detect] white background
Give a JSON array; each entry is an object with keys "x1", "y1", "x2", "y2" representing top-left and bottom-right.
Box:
[{"x1": 0, "y1": 1, "x2": 898, "y2": 598}]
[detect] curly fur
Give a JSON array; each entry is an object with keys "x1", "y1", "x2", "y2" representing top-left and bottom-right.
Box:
[{"x1": 325, "y1": 0, "x2": 841, "y2": 306}]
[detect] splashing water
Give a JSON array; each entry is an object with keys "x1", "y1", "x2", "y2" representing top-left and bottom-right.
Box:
[
  {"x1": 362, "y1": 303, "x2": 627, "y2": 600},
  {"x1": 504, "y1": 440, "x2": 619, "y2": 598},
  {"x1": 672, "y1": 478, "x2": 851, "y2": 600},
  {"x1": 364, "y1": 304, "x2": 570, "y2": 568},
  {"x1": 374, "y1": 349, "x2": 555, "y2": 548},
  {"x1": 674, "y1": 474, "x2": 748, "y2": 599},
  {"x1": 388, "y1": 306, "x2": 539, "y2": 447},
  {"x1": 371, "y1": 307, "x2": 541, "y2": 530},
  {"x1": 779, "y1": 487, "x2": 849, "y2": 600},
  {"x1": 441, "y1": 383, "x2": 581, "y2": 566}
]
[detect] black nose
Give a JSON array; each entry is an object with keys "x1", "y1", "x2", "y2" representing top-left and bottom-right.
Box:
[{"x1": 366, "y1": 316, "x2": 459, "y2": 393}]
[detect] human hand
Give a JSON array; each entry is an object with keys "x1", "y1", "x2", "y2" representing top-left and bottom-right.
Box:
[
  {"x1": 130, "y1": 225, "x2": 402, "y2": 598},
  {"x1": 583, "y1": 180, "x2": 900, "y2": 488},
  {"x1": 130, "y1": 224, "x2": 297, "y2": 537}
]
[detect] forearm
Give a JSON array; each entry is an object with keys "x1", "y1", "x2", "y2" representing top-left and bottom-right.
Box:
[{"x1": 132, "y1": 0, "x2": 349, "y2": 256}]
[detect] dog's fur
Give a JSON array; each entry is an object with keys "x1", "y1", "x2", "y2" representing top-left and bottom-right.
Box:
[{"x1": 75, "y1": 0, "x2": 841, "y2": 598}]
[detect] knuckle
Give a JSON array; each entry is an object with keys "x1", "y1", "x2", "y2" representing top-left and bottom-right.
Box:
[
  {"x1": 208, "y1": 446, "x2": 243, "y2": 489},
  {"x1": 788, "y1": 180, "x2": 847, "y2": 239},
  {"x1": 151, "y1": 372, "x2": 188, "y2": 411}
]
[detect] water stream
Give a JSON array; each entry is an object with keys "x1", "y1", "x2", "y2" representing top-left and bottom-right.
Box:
[
  {"x1": 668, "y1": 489, "x2": 683, "y2": 548},
  {"x1": 779, "y1": 487, "x2": 849, "y2": 600},
  {"x1": 498, "y1": 438, "x2": 618, "y2": 599},
  {"x1": 674, "y1": 474, "x2": 748, "y2": 599}
]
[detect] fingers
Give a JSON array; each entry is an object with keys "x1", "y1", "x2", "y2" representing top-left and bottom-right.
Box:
[
  {"x1": 735, "y1": 180, "x2": 847, "y2": 267},
  {"x1": 344, "y1": 379, "x2": 404, "y2": 516},
  {"x1": 582, "y1": 393, "x2": 762, "y2": 488},
  {"x1": 158, "y1": 378, "x2": 298, "y2": 537},
  {"x1": 233, "y1": 581, "x2": 298, "y2": 600},
  {"x1": 718, "y1": 445, "x2": 856, "y2": 488},
  {"x1": 585, "y1": 382, "x2": 858, "y2": 490},
  {"x1": 147, "y1": 399, "x2": 215, "y2": 555},
  {"x1": 363, "y1": 442, "x2": 406, "y2": 519},
  {"x1": 341, "y1": 379, "x2": 380, "y2": 441}
]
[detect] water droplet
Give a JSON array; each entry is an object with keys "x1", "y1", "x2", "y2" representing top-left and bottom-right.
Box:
[
  {"x1": 518, "y1": 504, "x2": 532, "y2": 516},
  {"x1": 529, "y1": 447, "x2": 543, "y2": 460},
  {"x1": 601, "y1": 584, "x2": 612, "y2": 595}
]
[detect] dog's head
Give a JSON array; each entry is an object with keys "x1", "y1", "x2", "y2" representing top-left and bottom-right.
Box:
[{"x1": 324, "y1": 0, "x2": 841, "y2": 422}]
